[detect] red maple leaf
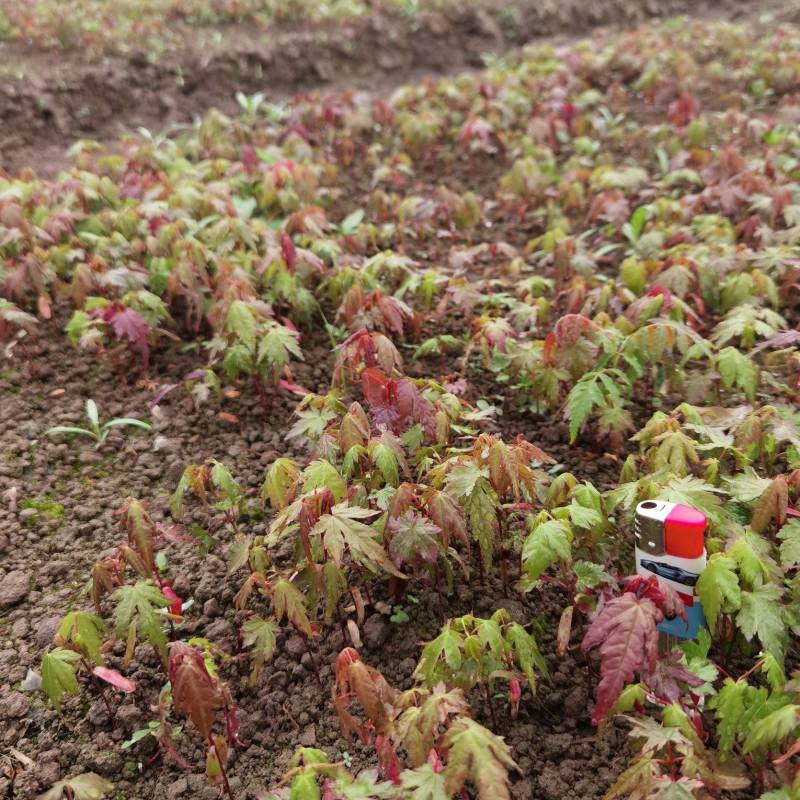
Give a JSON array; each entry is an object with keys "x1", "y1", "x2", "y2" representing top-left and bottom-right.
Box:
[
  {"x1": 93, "y1": 304, "x2": 151, "y2": 368},
  {"x1": 581, "y1": 592, "x2": 662, "y2": 724}
]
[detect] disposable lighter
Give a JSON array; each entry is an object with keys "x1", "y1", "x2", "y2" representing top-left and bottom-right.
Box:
[{"x1": 634, "y1": 500, "x2": 707, "y2": 639}]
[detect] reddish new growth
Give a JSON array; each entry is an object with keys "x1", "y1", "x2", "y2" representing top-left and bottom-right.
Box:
[{"x1": 581, "y1": 575, "x2": 694, "y2": 724}]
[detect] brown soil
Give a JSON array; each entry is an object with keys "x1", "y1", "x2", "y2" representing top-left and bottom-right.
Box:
[{"x1": 0, "y1": 0, "x2": 785, "y2": 178}]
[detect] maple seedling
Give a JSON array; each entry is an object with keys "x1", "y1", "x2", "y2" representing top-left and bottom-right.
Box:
[
  {"x1": 415, "y1": 609, "x2": 549, "y2": 724},
  {"x1": 330, "y1": 648, "x2": 519, "y2": 797},
  {"x1": 168, "y1": 641, "x2": 239, "y2": 798},
  {"x1": 46, "y1": 398, "x2": 151, "y2": 447}
]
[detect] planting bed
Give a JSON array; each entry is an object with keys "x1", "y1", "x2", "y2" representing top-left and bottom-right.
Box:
[
  {"x1": 0, "y1": 0, "x2": 791, "y2": 177},
  {"x1": 1, "y1": 5, "x2": 800, "y2": 800}
]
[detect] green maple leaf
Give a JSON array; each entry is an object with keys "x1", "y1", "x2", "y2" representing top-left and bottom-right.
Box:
[
  {"x1": 710, "y1": 679, "x2": 750, "y2": 752},
  {"x1": 566, "y1": 375, "x2": 606, "y2": 443},
  {"x1": 41, "y1": 647, "x2": 80, "y2": 709},
  {"x1": 651, "y1": 430, "x2": 699, "y2": 476},
  {"x1": 573, "y1": 560, "x2": 610, "y2": 591},
  {"x1": 210, "y1": 460, "x2": 241, "y2": 503},
  {"x1": 737, "y1": 583, "x2": 787, "y2": 663},
  {"x1": 717, "y1": 346, "x2": 758, "y2": 400},
  {"x1": 756, "y1": 789, "x2": 795, "y2": 800},
  {"x1": 302, "y1": 459, "x2": 346, "y2": 502},
  {"x1": 777, "y1": 518, "x2": 800, "y2": 568},
  {"x1": 400, "y1": 763, "x2": 449, "y2": 800},
  {"x1": 723, "y1": 467, "x2": 772, "y2": 503},
  {"x1": 113, "y1": 580, "x2": 170, "y2": 660},
  {"x1": 225, "y1": 299, "x2": 256, "y2": 350},
  {"x1": 370, "y1": 441, "x2": 400, "y2": 487},
  {"x1": 39, "y1": 772, "x2": 114, "y2": 800},
  {"x1": 311, "y1": 502, "x2": 402, "y2": 576},
  {"x1": 242, "y1": 615, "x2": 278, "y2": 686},
  {"x1": 602, "y1": 753, "x2": 658, "y2": 800},
  {"x1": 568, "y1": 502, "x2": 602, "y2": 530},
  {"x1": 272, "y1": 578, "x2": 312, "y2": 636},
  {"x1": 657, "y1": 475, "x2": 722, "y2": 523},
  {"x1": 657, "y1": 785, "x2": 698, "y2": 800},
  {"x1": 743, "y1": 703, "x2": 800, "y2": 756},
  {"x1": 57, "y1": 611, "x2": 106, "y2": 664},
  {"x1": 761, "y1": 652, "x2": 787, "y2": 691},
  {"x1": 415, "y1": 626, "x2": 463, "y2": 687},
  {"x1": 729, "y1": 532, "x2": 773, "y2": 587},
  {"x1": 389, "y1": 510, "x2": 442, "y2": 568},
  {"x1": 258, "y1": 322, "x2": 303, "y2": 375},
  {"x1": 696, "y1": 554, "x2": 740, "y2": 629},
  {"x1": 463, "y1": 478, "x2": 498, "y2": 574},
  {"x1": 287, "y1": 770, "x2": 320, "y2": 800},
  {"x1": 261, "y1": 457, "x2": 300, "y2": 510},
  {"x1": 441, "y1": 718, "x2": 517, "y2": 800},
  {"x1": 506, "y1": 622, "x2": 549, "y2": 689},
  {"x1": 444, "y1": 462, "x2": 487, "y2": 500},
  {"x1": 521, "y1": 518, "x2": 572, "y2": 582}
]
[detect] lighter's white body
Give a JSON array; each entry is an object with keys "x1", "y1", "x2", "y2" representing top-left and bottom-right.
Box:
[{"x1": 634, "y1": 500, "x2": 707, "y2": 602}]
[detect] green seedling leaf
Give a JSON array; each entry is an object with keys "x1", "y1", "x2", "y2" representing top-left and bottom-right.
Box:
[{"x1": 41, "y1": 648, "x2": 80, "y2": 709}]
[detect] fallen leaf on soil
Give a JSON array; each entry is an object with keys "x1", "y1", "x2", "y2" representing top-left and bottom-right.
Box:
[{"x1": 92, "y1": 666, "x2": 137, "y2": 693}]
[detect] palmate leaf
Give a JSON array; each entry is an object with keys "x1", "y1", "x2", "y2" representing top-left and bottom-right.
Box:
[
  {"x1": 737, "y1": 583, "x2": 788, "y2": 663},
  {"x1": 400, "y1": 763, "x2": 449, "y2": 800},
  {"x1": 712, "y1": 306, "x2": 786, "y2": 347},
  {"x1": 778, "y1": 519, "x2": 800, "y2": 568},
  {"x1": 463, "y1": 478, "x2": 498, "y2": 574},
  {"x1": 225, "y1": 299, "x2": 257, "y2": 350},
  {"x1": 113, "y1": 580, "x2": 170, "y2": 660},
  {"x1": 626, "y1": 318, "x2": 711, "y2": 363},
  {"x1": 696, "y1": 554, "x2": 741, "y2": 629},
  {"x1": 327, "y1": 769, "x2": 397, "y2": 799},
  {"x1": 601, "y1": 753, "x2": 659, "y2": 800},
  {"x1": 388, "y1": 510, "x2": 442, "y2": 568},
  {"x1": 38, "y1": 772, "x2": 113, "y2": 800},
  {"x1": 723, "y1": 468, "x2": 773, "y2": 503},
  {"x1": 242, "y1": 615, "x2": 278, "y2": 686},
  {"x1": 710, "y1": 678, "x2": 751, "y2": 753},
  {"x1": 717, "y1": 346, "x2": 759, "y2": 401},
  {"x1": 521, "y1": 518, "x2": 572, "y2": 582},
  {"x1": 422, "y1": 488, "x2": 469, "y2": 549},
  {"x1": 261, "y1": 457, "x2": 300, "y2": 509},
  {"x1": 444, "y1": 462, "x2": 487, "y2": 500},
  {"x1": 565, "y1": 376, "x2": 606, "y2": 443},
  {"x1": 311, "y1": 502, "x2": 403, "y2": 577},
  {"x1": 729, "y1": 532, "x2": 774, "y2": 587},
  {"x1": 272, "y1": 578, "x2": 313, "y2": 636},
  {"x1": 57, "y1": 611, "x2": 106, "y2": 664},
  {"x1": 302, "y1": 459, "x2": 346, "y2": 502},
  {"x1": 506, "y1": 622, "x2": 549, "y2": 689},
  {"x1": 415, "y1": 627, "x2": 463, "y2": 688},
  {"x1": 441, "y1": 717, "x2": 517, "y2": 800},
  {"x1": 656, "y1": 475, "x2": 723, "y2": 523},
  {"x1": 743, "y1": 704, "x2": 800, "y2": 756},
  {"x1": 169, "y1": 642, "x2": 225, "y2": 740},
  {"x1": 106, "y1": 306, "x2": 151, "y2": 368},
  {"x1": 581, "y1": 593, "x2": 662, "y2": 724},
  {"x1": 41, "y1": 647, "x2": 80, "y2": 709},
  {"x1": 750, "y1": 475, "x2": 788, "y2": 534},
  {"x1": 396, "y1": 686, "x2": 469, "y2": 767},
  {"x1": 370, "y1": 440, "x2": 400, "y2": 487},
  {"x1": 258, "y1": 322, "x2": 303, "y2": 376}
]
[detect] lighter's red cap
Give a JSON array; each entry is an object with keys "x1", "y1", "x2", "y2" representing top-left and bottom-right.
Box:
[{"x1": 664, "y1": 504, "x2": 706, "y2": 559}]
